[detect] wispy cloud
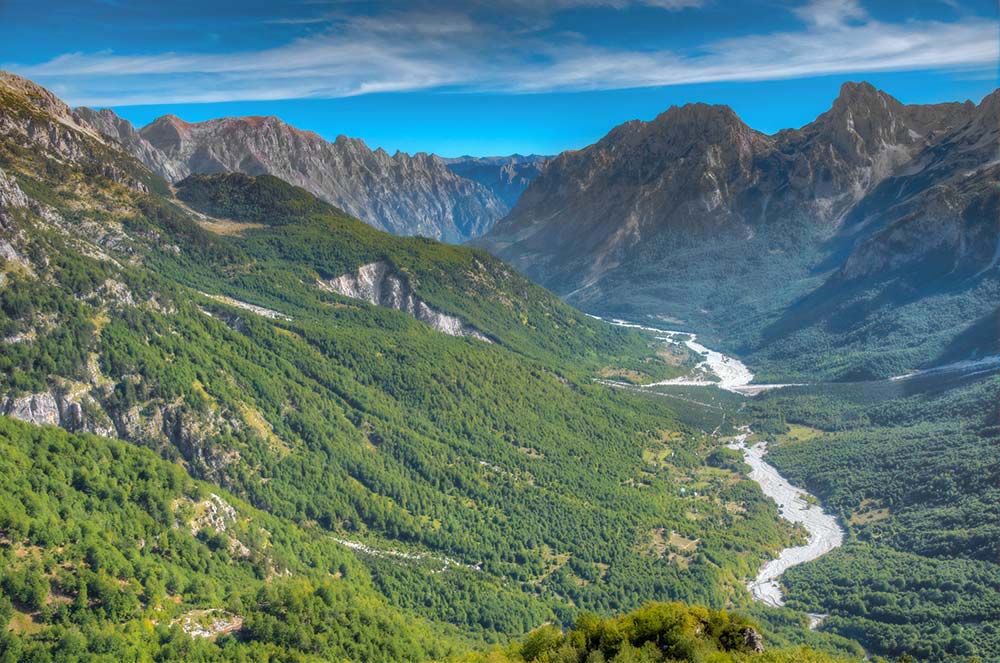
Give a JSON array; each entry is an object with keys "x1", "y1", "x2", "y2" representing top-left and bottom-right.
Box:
[
  {"x1": 8, "y1": 0, "x2": 998, "y2": 107},
  {"x1": 792, "y1": 0, "x2": 867, "y2": 28}
]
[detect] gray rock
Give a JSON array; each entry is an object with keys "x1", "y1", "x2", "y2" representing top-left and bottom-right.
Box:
[
  {"x1": 4, "y1": 392, "x2": 60, "y2": 426},
  {"x1": 741, "y1": 627, "x2": 765, "y2": 653},
  {"x1": 322, "y1": 261, "x2": 491, "y2": 342},
  {"x1": 2, "y1": 389, "x2": 116, "y2": 437},
  {"x1": 476, "y1": 82, "x2": 993, "y2": 316},
  {"x1": 76, "y1": 107, "x2": 184, "y2": 182},
  {"x1": 0, "y1": 166, "x2": 28, "y2": 211}
]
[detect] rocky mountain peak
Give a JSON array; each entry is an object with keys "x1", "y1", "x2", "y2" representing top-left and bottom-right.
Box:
[
  {"x1": 126, "y1": 110, "x2": 509, "y2": 241},
  {"x1": 805, "y1": 81, "x2": 973, "y2": 157},
  {"x1": 479, "y1": 81, "x2": 995, "y2": 318},
  {"x1": 159, "y1": 113, "x2": 192, "y2": 127},
  {"x1": 971, "y1": 88, "x2": 1000, "y2": 134},
  {"x1": 333, "y1": 133, "x2": 369, "y2": 149},
  {"x1": 0, "y1": 72, "x2": 155, "y2": 193},
  {"x1": 832, "y1": 80, "x2": 889, "y2": 109},
  {"x1": 598, "y1": 103, "x2": 768, "y2": 164},
  {"x1": 77, "y1": 106, "x2": 185, "y2": 182},
  {"x1": 140, "y1": 113, "x2": 194, "y2": 150},
  {"x1": 806, "y1": 81, "x2": 910, "y2": 154},
  {"x1": 656, "y1": 102, "x2": 744, "y2": 127}
]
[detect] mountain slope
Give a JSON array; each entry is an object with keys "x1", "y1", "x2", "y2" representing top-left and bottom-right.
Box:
[
  {"x1": 476, "y1": 82, "x2": 997, "y2": 380},
  {"x1": 75, "y1": 105, "x2": 509, "y2": 242},
  {"x1": 0, "y1": 416, "x2": 463, "y2": 662}
]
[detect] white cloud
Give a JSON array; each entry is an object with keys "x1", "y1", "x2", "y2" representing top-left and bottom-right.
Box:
[
  {"x1": 8, "y1": 1, "x2": 998, "y2": 107},
  {"x1": 792, "y1": 0, "x2": 867, "y2": 28}
]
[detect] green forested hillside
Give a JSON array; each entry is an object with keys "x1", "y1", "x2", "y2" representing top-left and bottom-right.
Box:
[
  {"x1": 170, "y1": 171, "x2": 682, "y2": 372},
  {"x1": 0, "y1": 416, "x2": 463, "y2": 662},
  {"x1": 0, "y1": 415, "x2": 856, "y2": 663},
  {"x1": 0, "y1": 72, "x2": 843, "y2": 660}
]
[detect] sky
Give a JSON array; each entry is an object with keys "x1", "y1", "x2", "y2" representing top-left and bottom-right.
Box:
[{"x1": 1, "y1": 0, "x2": 998, "y2": 156}]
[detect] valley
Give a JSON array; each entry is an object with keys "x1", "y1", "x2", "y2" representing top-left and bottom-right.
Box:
[
  {"x1": 729, "y1": 434, "x2": 843, "y2": 610},
  {"x1": 596, "y1": 316, "x2": 1000, "y2": 661},
  {"x1": 0, "y1": 47, "x2": 997, "y2": 663}
]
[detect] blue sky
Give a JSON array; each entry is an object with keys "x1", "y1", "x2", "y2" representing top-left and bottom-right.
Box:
[{"x1": 2, "y1": 0, "x2": 997, "y2": 156}]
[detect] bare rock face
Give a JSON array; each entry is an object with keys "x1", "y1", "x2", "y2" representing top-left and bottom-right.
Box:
[
  {"x1": 0, "y1": 165, "x2": 29, "y2": 234},
  {"x1": 2, "y1": 389, "x2": 115, "y2": 437},
  {"x1": 0, "y1": 71, "x2": 106, "y2": 146},
  {"x1": 322, "y1": 261, "x2": 490, "y2": 342},
  {"x1": 187, "y1": 493, "x2": 239, "y2": 536},
  {"x1": 837, "y1": 88, "x2": 1000, "y2": 281},
  {"x1": 475, "y1": 102, "x2": 786, "y2": 292},
  {"x1": 76, "y1": 108, "x2": 509, "y2": 242},
  {"x1": 3, "y1": 392, "x2": 60, "y2": 427},
  {"x1": 76, "y1": 107, "x2": 185, "y2": 182},
  {"x1": 0, "y1": 166, "x2": 28, "y2": 212}
]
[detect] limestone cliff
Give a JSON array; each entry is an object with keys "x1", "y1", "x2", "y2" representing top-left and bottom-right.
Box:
[{"x1": 321, "y1": 261, "x2": 491, "y2": 342}]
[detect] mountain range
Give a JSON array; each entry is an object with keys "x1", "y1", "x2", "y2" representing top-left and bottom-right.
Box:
[
  {"x1": 75, "y1": 106, "x2": 547, "y2": 243},
  {"x1": 476, "y1": 82, "x2": 1000, "y2": 380}
]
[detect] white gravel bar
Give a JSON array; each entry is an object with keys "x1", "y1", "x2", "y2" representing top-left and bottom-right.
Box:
[{"x1": 729, "y1": 433, "x2": 844, "y2": 607}]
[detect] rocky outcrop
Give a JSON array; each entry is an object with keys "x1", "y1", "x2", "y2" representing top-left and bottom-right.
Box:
[
  {"x1": 0, "y1": 166, "x2": 29, "y2": 245},
  {"x1": 322, "y1": 261, "x2": 490, "y2": 342},
  {"x1": 77, "y1": 108, "x2": 509, "y2": 242},
  {"x1": 2, "y1": 389, "x2": 115, "y2": 437},
  {"x1": 741, "y1": 627, "x2": 765, "y2": 653},
  {"x1": 172, "y1": 609, "x2": 244, "y2": 640},
  {"x1": 0, "y1": 166, "x2": 28, "y2": 213},
  {"x1": 113, "y1": 400, "x2": 242, "y2": 476},
  {"x1": 186, "y1": 493, "x2": 239, "y2": 536},
  {"x1": 0, "y1": 71, "x2": 148, "y2": 193},
  {"x1": 3, "y1": 392, "x2": 60, "y2": 427},
  {"x1": 1, "y1": 387, "x2": 241, "y2": 477}
]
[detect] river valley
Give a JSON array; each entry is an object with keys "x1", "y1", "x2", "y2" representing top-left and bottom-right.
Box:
[{"x1": 605, "y1": 318, "x2": 845, "y2": 608}]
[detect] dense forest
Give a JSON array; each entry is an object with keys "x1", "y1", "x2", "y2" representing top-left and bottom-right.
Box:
[{"x1": 0, "y1": 416, "x2": 464, "y2": 662}]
